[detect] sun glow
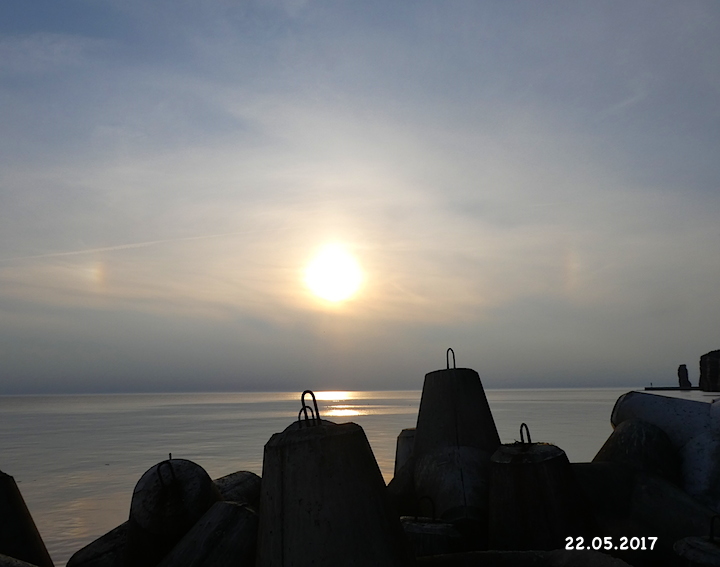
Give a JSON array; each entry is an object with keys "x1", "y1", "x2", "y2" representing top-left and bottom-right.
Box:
[{"x1": 304, "y1": 245, "x2": 363, "y2": 302}]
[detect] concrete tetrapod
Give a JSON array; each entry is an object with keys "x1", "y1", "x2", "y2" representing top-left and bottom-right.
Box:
[
  {"x1": 610, "y1": 391, "x2": 714, "y2": 449},
  {"x1": 488, "y1": 428, "x2": 594, "y2": 552},
  {"x1": 67, "y1": 470, "x2": 260, "y2": 567},
  {"x1": 0, "y1": 471, "x2": 54, "y2": 567},
  {"x1": 0, "y1": 554, "x2": 42, "y2": 567},
  {"x1": 123, "y1": 459, "x2": 221, "y2": 567},
  {"x1": 394, "y1": 428, "x2": 416, "y2": 477},
  {"x1": 212, "y1": 471, "x2": 261, "y2": 510},
  {"x1": 592, "y1": 418, "x2": 681, "y2": 484},
  {"x1": 413, "y1": 353, "x2": 500, "y2": 458},
  {"x1": 409, "y1": 351, "x2": 500, "y2": 540},
  {"x1": 255, "y1": 419, "x2": 412, "y2": 567},
  {"x1": 156, "y1": 502, "x2": 257, "y2": 567}
]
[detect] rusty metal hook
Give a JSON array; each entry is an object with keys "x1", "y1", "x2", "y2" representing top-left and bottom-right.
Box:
[
  {"x1": 446, "y1": 348, "x2": 456, "y2": 370},
  {"x1": 299, "y1": 390, "x2": 321, "y2": 427},
  {"x1": 520, "y1": 423, "x2": 532, "y2": 445}
]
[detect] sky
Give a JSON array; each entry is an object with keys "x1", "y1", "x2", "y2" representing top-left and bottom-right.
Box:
[{"x1": 1, "y1": 1, "x2": 719, "y2": 394}]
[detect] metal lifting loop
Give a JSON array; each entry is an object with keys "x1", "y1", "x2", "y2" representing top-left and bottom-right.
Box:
[
  {"x1": 299, "y1": 390, "x2": 321, "y2": 428},
  {"x1": 156, "y1": 459, "x2": 177, "y2": 488},
  {"x1": 446, "y1": 347, "x2": 456, "y2": 370},
  {"x1": 520, "y1": 423, "x2": 532, "y2": 445},
  {"x1": 298, "y1": 404, "x2": 316, "y2": 424},
  {"x1": 711, "y1": 515, "x2": 720, "y2": 543}
]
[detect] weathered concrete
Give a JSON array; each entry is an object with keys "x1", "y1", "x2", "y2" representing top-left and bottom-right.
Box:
[
  {"x1": 400, "y1": 517, "x2": 461, "y2": 558},
  {"x1": 592, "y1": 418, "x2": 681, "y2": 484},
  {"x1": 66, "y1": 522, "x2": 126, "y2": 567},
  {"x1": 387, "y1": 457, "x2": 418, "y2": 517},
  {"x1": 681, "y1": 430, "x2": 720, "y2": 512},
  {"x1": 394, "y1": 428, "x2": 416, "y2": 477},
  {"x1": 488, "y1": 442, "x2": 593, "y2": 552},
  {"x1": 0, "y1": 554, "x2": 42, "y2": 567},
  {"x1": 255, "y1": 420, "x2": 412, "y2": 567},
  {"x1": 413, "y1": 446, "x2": 490, "y2": 525},
  {"x1": 213, "y1": 471, "x2": 261, "y2": 510},
  {"x1": 156, "y1": 502, "x2": 257, "y2": 567},
  {"x1": 414, "y1": 366, "x2": 500, "y2": 458},
  {"x1": 124, "y1": 459, "x2": 221, "y2": 567},
  {"x1": 416, "y1": 549, "x2": 632, "y2": 566},
  {"x1": 674, "y1": 536, "x2": 720, "y2": 566},
  {"x1": 0, "y1": 471, "x2": 54, "y2": 567},
  {"x1": 573, "y1": 461, "x2": 717, "y2": 567},
  {"x1": 700, "y1": 350, "x2": 720, "y2": 392},
  {"x1": 610, "y1": 390, "x2": 714, "y2": 449}
]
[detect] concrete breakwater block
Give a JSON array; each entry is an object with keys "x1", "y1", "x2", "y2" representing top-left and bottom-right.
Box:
[
  {"x1": 610, "y1": 391, "x2": 714, "y2": 449},
  {"x1": 414, "y1": 363, "x2": 500, "y2": 458},
  {"x1": 572, "y1": 461, "x2": 717, "y2": 567},
  {"x1": 156, "y1": 501, "x2": 257, "y2": 567},
  {"x1": 400, "y1": 517, "x2": 462, "y2": 558},
  {"x1": 394, "y1": 428, "x2": 416, "y2": 477},
  {"x1": 67, "y1": 469, "x2": 260, "y2": 567},
  {"x1": 592, "y1": 418, "x2": 681, "y2": 484},
  {"x1": 66, "y1": 522, "x2": 127, "y2": 567},
  {"x1": 681, "y1": 430, "x2": 720, "y2": 512},
  {"x1": 416, "y1": 549, "x2": 633, "y2": 566},
  {"x1": 0, "y1": 553, "x2": 44, "y2": 567},
  {"x1": 0, "y1": 471, "x2": 54, "y2": 567},
  {"x1": 212, "y1": 471, "x2": 261, "y2": 510},
  {"x1": 255, "y1": 420, "x2": 412, "y2": 567},
  {"x1": 413, "y1": 446, "x2": 490, "y2": 525},
  {"x1": 488, "y1": 439, "x2": 594, "y2": 552},
  {"x1": 124, "y1": 458, "x2": 221, "y2": 567},
  {"x1": 403, "y1": 351, "x2": 499, "y2": 540}
]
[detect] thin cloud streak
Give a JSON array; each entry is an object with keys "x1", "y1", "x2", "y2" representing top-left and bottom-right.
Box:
[{"x1": 0, "y1": 231, "x2": 253, "y2": 264}]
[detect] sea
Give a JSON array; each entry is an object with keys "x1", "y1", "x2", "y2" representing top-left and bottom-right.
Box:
[{"x1": 0, "y1": 387, "x2": 640, "y2": 566}]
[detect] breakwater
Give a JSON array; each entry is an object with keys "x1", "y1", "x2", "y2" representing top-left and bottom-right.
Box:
[{"x1": 4, "y1": 380, "x2": 676, "y2": 564}]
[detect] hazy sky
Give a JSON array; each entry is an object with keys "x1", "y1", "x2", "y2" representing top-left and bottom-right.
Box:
[{"x1": 1, "y1": 1, "x2": 719, "y2": 394}]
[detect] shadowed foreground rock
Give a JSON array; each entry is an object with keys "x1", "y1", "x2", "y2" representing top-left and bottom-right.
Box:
[
  {"x1": 156, "y1": 502, "x2": 257, "y2": 567},
  {"x1": 0, "y1": 471, "x2": 54, "y2": 567}
]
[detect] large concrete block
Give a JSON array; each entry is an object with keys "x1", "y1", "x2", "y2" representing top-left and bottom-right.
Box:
[
  {"x1": 156, "y1": 502, "x2": 257, "y2": 567},
  {"x1": 256, "y1": 421, "x2": 412, "y2": 567},
  {"x1": 0, "y1": 471, "x2": 54, "y2": 567},
  {"x1": 124, "y1": 459, "x2": 221, "y2": 567},
  {"x1": 592, "y1": 418, "x2": 681, "y2": 484}
]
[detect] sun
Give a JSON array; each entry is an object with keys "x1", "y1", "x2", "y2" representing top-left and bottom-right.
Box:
[{"x1": 304, "y1": 244, "x2": 363, "y2": 302}]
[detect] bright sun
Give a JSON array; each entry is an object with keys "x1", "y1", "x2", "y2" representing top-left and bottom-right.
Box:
[{"x1": 304, "y1": 244, "x2": 363, "y2": 302}]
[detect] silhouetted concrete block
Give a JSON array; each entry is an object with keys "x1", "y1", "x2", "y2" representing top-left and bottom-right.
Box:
[
  {"x1": 124, "y1": 459, "x2": 221, "y2": 567},
  {"x1": 0, "y1": 471, "x2": 54, "y2": 567},
  {"x1": 156, "y1": 502, "x2": 257, "y2": 567}
]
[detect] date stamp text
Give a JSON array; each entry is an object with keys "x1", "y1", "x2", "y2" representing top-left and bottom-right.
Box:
[{"x1": 565, "y1": 536, "x2": 657, "y2": 551}]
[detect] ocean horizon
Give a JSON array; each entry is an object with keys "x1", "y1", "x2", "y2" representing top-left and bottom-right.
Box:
[{"x1": 2, "y1": 386, "x2": 643, "y2": 566}]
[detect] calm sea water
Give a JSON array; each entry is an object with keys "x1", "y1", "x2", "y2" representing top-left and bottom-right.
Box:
[{"x1": 0, "y1": 387, "x2": 636, "y2": 566}]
